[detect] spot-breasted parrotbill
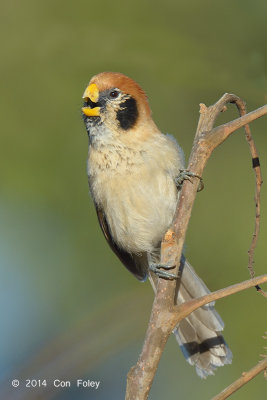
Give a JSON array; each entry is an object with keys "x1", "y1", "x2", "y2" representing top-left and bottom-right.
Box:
[{"x1": 81, "y1": 72, "x2": 232, "y2": 377}]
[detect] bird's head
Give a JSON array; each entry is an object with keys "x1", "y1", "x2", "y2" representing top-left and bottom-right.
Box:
[{"x1": 82, "y1": 72, "x2": 157, "y2": 145}]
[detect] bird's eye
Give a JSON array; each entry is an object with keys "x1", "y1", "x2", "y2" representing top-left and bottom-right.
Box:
[{"x1": 109, "y1": 90, "x2": 119, "y2": 99}]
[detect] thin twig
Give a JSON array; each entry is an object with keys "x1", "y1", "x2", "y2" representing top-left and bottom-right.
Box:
[
  {"x1": 243, "y1": 120, "x2": 262, "y2": 280},
  {"x1": 211, "y1": 358, "x2": 267, "y2": 400},
  {"x1": 230, "y1": 99, "x2": 265, "y2": 297},
  {"x1": 125, "y1": 97, "x2": 267, "y2": 400},
  {"x1": 126, "y1": 273, "x2": 267, "y2": 400},
  {"x1": 176, "y1": 275, "x2": 267, "y2": 320},
  {"x1": 261, "y1": 331, "x2": 267, "y2": 380},
  {"x1": 206, "y1": 104, "x2": 267, "y2": 145}
]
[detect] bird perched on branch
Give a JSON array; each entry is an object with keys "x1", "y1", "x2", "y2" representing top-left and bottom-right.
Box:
[{"x1": 81, "y1": 72, "x2": 232, "y2": 377}]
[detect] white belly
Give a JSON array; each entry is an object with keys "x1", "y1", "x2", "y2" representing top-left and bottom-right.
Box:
[
  {"x1": 93, "y1": 166, "x2": 178, "y2": 253},
  {"x1": 88, "y1": 132, "x2": 183, "y2": 254}
]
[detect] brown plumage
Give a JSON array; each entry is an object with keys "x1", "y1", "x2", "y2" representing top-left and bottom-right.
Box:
[
  {"x1": 89, "y1": 72, "x2": 151, "y2": 118},
  {"x1": 81, "y1": 72, "x2": 232, "y2": 377}
]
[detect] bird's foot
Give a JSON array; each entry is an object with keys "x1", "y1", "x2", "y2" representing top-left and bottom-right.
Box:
[
  {"x1": 175, "y1": 169, "x2": 204, "y2": 192},
  {"x1": 149, "y1": 263, "x2": 177, "y2": 279}
]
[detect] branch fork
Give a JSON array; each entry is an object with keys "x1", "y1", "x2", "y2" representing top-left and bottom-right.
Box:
[{"x1": 126, "y1": 94, "x2": 267, "y2": 400}]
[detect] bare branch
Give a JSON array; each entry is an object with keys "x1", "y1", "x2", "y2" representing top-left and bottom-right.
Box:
[
  {"x1": 211, "y1": 358, "x2": 267, "y2": 400},
  {"x1": 125, "y1": 96, "x2": 267, "y2": 400},
  {"x1": 126, "y1": 274, "x2": 267, "y2": 399},
  {"x1": 226, "y1": 98, "x2": 263, "y2": 285},
  {"x1": 205, "y1": 104, "x2": 267, "y2": 147},
  {"x1": 176, "y1": 275, "x2": 267, "y2": 320}
]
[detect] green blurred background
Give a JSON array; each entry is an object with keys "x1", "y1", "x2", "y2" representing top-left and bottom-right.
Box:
[{"x1": 1, "y1": 0, "x2": 267, "y2": 399}]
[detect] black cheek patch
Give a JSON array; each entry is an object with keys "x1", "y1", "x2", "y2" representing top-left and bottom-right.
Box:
[{"x1": 116, "y1": 97, "x2": 138, "y2": 130}]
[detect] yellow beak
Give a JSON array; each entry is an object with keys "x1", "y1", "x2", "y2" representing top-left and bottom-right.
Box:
[
  {"x1": 82, "y1": 83, "x2": 99, "y2": 103},
  {"x1": 82, "y1": 106, "x2": 100, "y2": 117},
  {"x1": 82, "y1": 83, "x2": 100, "y2": 117}
]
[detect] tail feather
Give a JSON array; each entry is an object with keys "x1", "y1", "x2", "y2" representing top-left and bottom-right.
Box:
[
  {"x1": 177, "y1": 281, "x2": 224, "y2": 332},
  {"x1": 149, "y1": 256, "x2": 232, "y2": 378}
]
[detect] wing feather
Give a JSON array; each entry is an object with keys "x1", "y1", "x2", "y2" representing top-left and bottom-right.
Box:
[{"x1": 95, "y1": 206, "x2": 147, "y2": 281}]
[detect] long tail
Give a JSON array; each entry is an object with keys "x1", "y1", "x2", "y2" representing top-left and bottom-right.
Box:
[{"x1": 149, "y1": 256, "x2": 232, "y2": 378}]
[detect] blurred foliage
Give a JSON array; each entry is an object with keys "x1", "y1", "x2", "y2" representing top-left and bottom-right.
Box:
[{"x1": 0, "y1": 0, "x2": 266, "y2": 399}]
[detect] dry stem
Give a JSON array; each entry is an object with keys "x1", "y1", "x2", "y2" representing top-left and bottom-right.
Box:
[
  {"x1": 228, "y1": 98, "x2": 264, "y2": 290},
  {"x1": 126, "y1": 96, "x2": 267, "y2": 400},
  {"x1": 211, "y1": 357, "x2": 267, "y2": 400}
]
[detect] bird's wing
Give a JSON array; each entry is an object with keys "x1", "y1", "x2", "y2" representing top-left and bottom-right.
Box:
[{"x1": 95, "y1": 206, "x2": 147, "y2": 281}]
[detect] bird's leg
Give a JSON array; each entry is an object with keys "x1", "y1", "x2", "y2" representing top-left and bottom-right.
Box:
[
  {"x1": 149, "y1": 263, "x2": 178, "y2": 279},
  {"x1": 175, "y1": 169, "x2": 204, "y2": 192}
]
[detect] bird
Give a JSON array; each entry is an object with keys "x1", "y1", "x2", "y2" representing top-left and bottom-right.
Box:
[{"x1": 81, "y1": 72, "x2": 232, "y2": 378}]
